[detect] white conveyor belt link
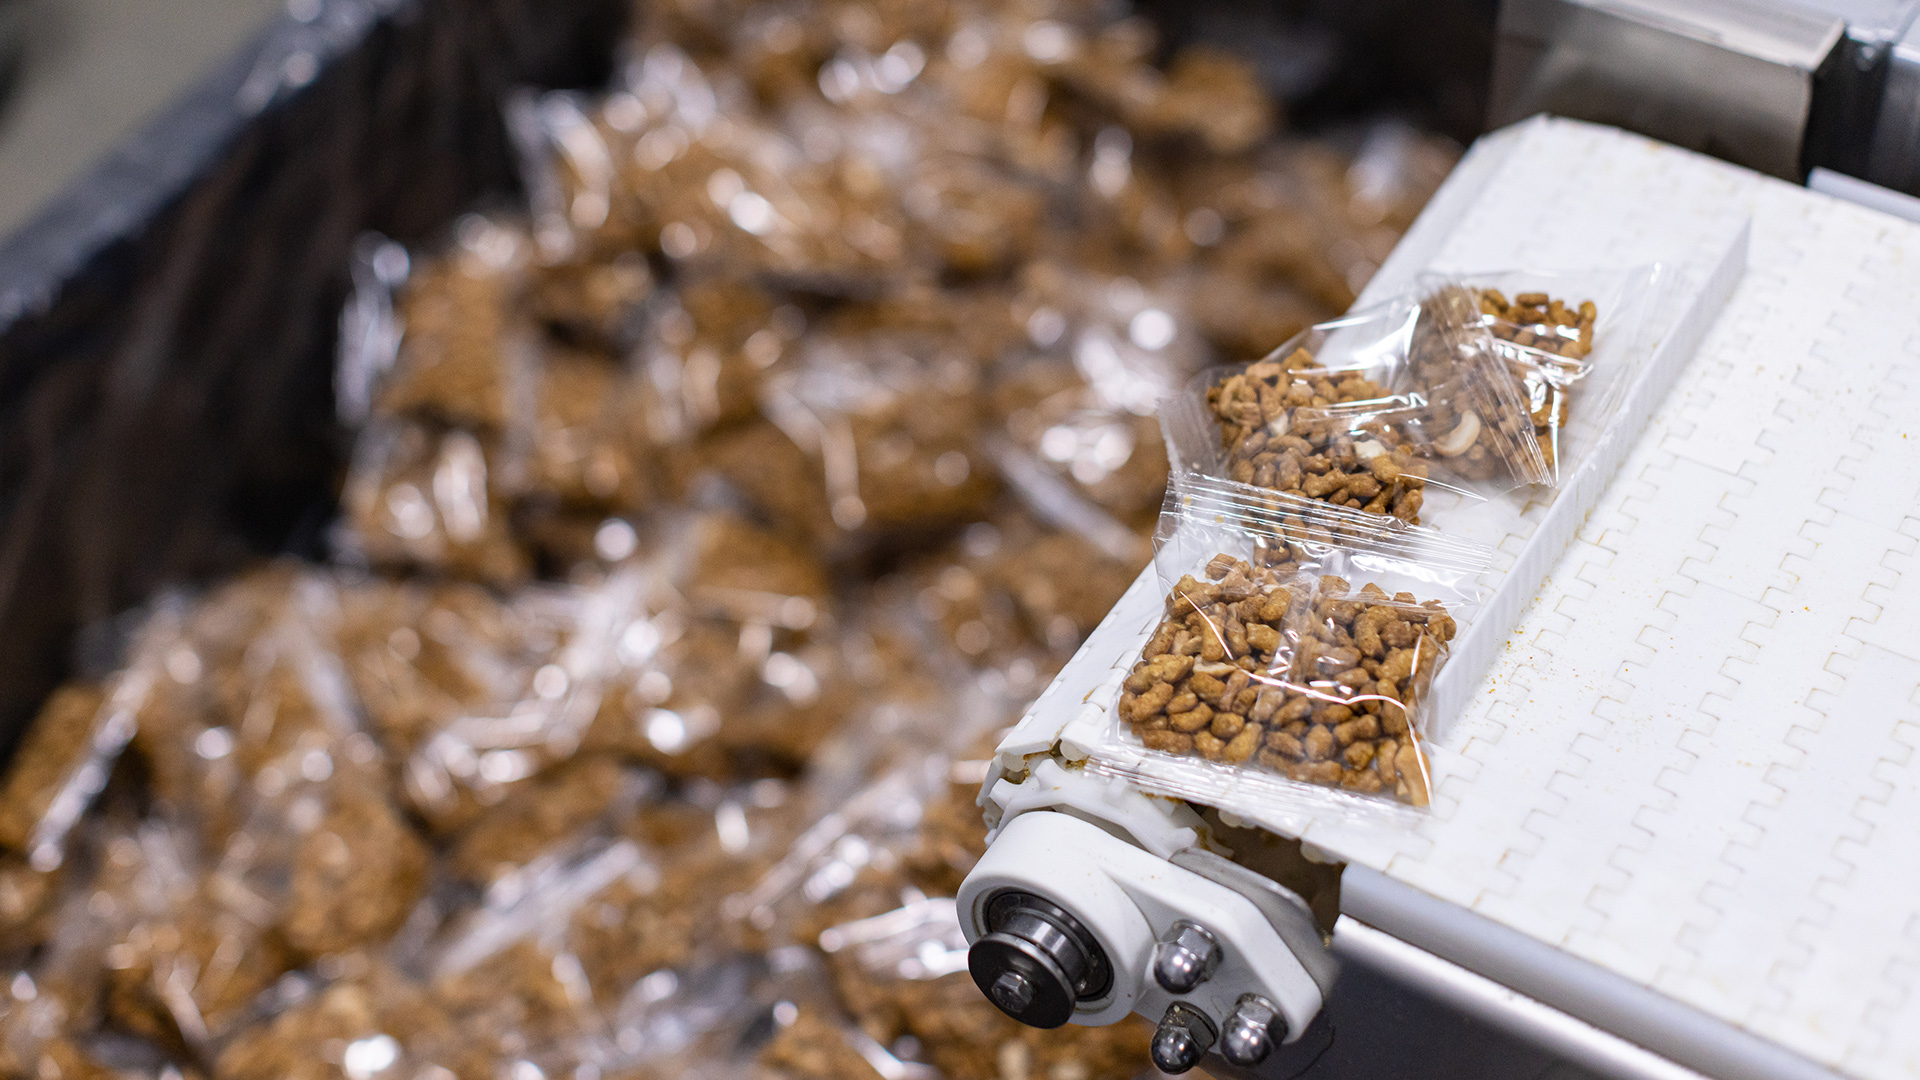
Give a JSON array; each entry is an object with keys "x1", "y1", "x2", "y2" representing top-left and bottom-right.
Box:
[{"x1": 992, "y1": 117, "x2": 1920, "y2": 1080}]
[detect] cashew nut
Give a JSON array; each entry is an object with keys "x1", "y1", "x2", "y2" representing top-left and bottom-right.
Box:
[{"x1": 1434, "y1": 411, "x2": 1480, "y2": 457}]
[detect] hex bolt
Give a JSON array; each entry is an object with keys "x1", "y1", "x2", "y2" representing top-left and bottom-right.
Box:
[
  {"x1": 990, "y1": 971, "x2": 1034, "y2": 1014},
  {"x1": 1220, "y1": 994, "x2": 1286, "y2": 1067},
  {"x1": 1152, "y1": 921, "x2": 1222, "y2": 994},
  {"x1": 1150, "y1": 1001, "x2": 1218, "y2": 1075}
]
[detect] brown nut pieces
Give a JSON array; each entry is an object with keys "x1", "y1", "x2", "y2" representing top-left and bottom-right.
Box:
[
  {"x1": 1117, "y1": 554, "x2": 1453, "y2": 806},
  {"x1": 1478, "y1": 288, "x2": 1598, "y2": 478},
  {"x1": 1479, "y1": 289, "x2": 1596, "y2": 363},
  {"x1": 1408, "y1": 287, "x2": 1547, "y2": 486},
  {"x1": 1209, "y1": 347, "x2": 1430, "y2": 523}
]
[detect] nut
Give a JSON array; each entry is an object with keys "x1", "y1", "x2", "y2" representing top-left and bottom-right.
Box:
[
  {"x1": 1432, "y1": 411, "x2": 1481, "y2": 457},
  {"x1": 1121, "y1": 557, "x2": 1452, "y2": 805}
]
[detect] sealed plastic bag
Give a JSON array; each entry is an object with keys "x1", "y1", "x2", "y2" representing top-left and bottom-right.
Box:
[
  {"x1": 575, "y1": 512, "x2": 857, "y2": 780},
  {"x1": 729, "y1": 742, "x2": 994, "y2": 946},
  {"x1": 1164, "y1": 298, "x2": 1435, "y2": 523},
  {"x1": 1097, "y1": 474, "x2": 1491, "y2": 825},
  {"x1": 1404, "y1": 284, "x2": 1554, "y2": 489},
  {"x1": 213, "y1": 956, "x2": 473, "y2": 1080},
  {"x1": 339, "y1": 420, "x2": 531, "y2": 585},
  {"x1": 98, "y1": 819, "x2": 296, "y2": 1054},
  {"x1": 1426, "y1": 267, "x2": 1661, "y2": 484},
  {"x1": 562, "y1": 783, "x2": 802, "y2": 1011},
  {"x1": 371, "y1": 216, "x2": 531, "y2": 432},
  {"x1": 1164, "y1": 293, "x2": 1547, "y2": 524},
  {"x1": 711, "y1": 330, "x2": 996, "y2": 549},
  {"x1": 0, "y1": 683, "x2": 135, "y2": 873},
  {"x1": 386, "y1": 574, "x2": 635, "y2": 832}
]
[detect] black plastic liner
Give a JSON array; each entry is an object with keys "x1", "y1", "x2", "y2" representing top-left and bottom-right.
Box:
[{"x1": 0, "y1": 0, "x2": 626, "y2": 762}]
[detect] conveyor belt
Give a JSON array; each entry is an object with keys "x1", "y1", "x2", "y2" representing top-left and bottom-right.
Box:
[{"x1": 1002, "y1": 118, "x2": 1920, "y2": 1080}]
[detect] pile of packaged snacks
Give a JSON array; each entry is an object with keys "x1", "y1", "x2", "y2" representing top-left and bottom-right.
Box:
[{"x1": 0, "y1": 2, "x2": 1462, "y2": 1077}]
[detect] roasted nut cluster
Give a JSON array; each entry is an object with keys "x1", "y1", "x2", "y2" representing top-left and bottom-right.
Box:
[
  {"x1": 1210, "y1": 347, "x2": 1429, "y2": 522},
  {"x1": 1118, "y1": 554, "x2": 1453, "y2": 805}
]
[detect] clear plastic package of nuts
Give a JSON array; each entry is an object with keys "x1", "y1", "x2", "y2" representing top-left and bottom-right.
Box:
[
  {"x1": 712, "y1": 330, "x2": 997, "y2": 551},
  {"x1": 1403, "y1": 284, "x2": 1555, "y2": 491},
  {"x1": 1417, "y1": 266, "x2": 1661, "y2": 484},
  {"x1": 338, "y1": 419, "x2": 532, "y2": 585},
  {"x1": 1162, "y1": 297, "x2": 1467, "y2": 528},
  {"x1": 1088, "y1": 473, "x2": 1491, "y2": 831}
]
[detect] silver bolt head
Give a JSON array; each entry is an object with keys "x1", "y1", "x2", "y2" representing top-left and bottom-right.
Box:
[
  {"x1": 1150, "y1": 1002, "x2": 1217, "y2": 1075},
  {"x1": 1151, "y1": 1021, "x2": 1206, "y2": 1074},
  {"x1": 1220, "y1": 996, "x2": 1283, "y2": 1067},
  {"x1": 1152, "y1": 922, "x2": 1222, "y2": 994}
]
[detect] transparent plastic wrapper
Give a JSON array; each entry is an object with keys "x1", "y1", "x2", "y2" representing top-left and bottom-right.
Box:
[
  {"x1": 96, "y1": 819, "x2": 295, "y2": 1056},
  {"x1": 515, "y1": 49, "x2": 916, "y2": 292},
  {"x1": 1164, "y1": 300, "x2": 1434, "y2": 521},
  {"x1": 1404, "y1": 284, "x2": 1554, "y2": 489},
  {"x1": 561, "y1": 782, "x2": 801, "y2": 1013},
  {"x1": 1190, "y1": 123, "x2": 1458, "y2": 325},
  {"x1": 212, "y1": 956, "x2": 473, "y2": 1080},
  {"x1": 447, "y1": 754, "x2": 650, "y2": 885},
  {"x1": 503, "y1": 338, "x2": 652, "y2": 517},
  {"x1": 632, "y1": 280, "x2": 794, "y2": 455},
  {"x1": 237, "y1": 770, "x2": 431, "y2": 963},
  {"x1": 0, "y1": 680, "x2": 139, "y2": 873},
  {"x1": 336, "y1": 577, "x2": 560, "y2": 765},
  {"x1": 164, "y1": 585, "x2": 430, "y2": 965},
  {"x1": 581, "y1": 513, "x2": 855, "y2": 780},
  {"x1": 988, "y1": 347, "x2": 1168, "y2": 544},
  {"x1": 375, "y1": 574, "x2": 637, "y2": 833},
  {"x1": 338, "y1": 419, "x2": 531, "y2": 585},
  {"x1": 1095, "y1": 475, "x2": 1492, "y2": 826},
  {"x1": 710, "y1": 331, "x2": 995, "y2": 549},
  {"x1": 518, "y1": 43, "x2": 1053, "y2": 291},
  {"x1": 423, "y1": 834, "x2": 666, "y2": 1074},
  {"x1": 1163, "y1": 295, "x2": 1539, "y2": 525},
  {"x1": 568, "y1": 945, "x2": 895, "y2": 1080},
  {"x1": 3, "y1": 817, "x2": 141, "y2": 1077},
  {"x1": 1421, "y1": 266, "x2": 1661, "y2": 484},
  {"x1": 773, "y1": 91, "x2": 1049, "y2": 281},
  {"x1": 983, "y1": 268, "x2": 1199, "y2": 554},
  {"x1": 525, "y1": 250, "x2": 654, "y2": 352},
  {"x1": 0, "y1": 855, "x2": 61, "y2": 955},
  {"x1": 112, "y1": 571, "x2": 433, "y2": 979},
  {"x1": 727, "y1": 710, "x2": 1006, "y2": 949},
  {"x1": 370, "y1": 216, "x2": 531, "y2": 432},
  {"x1": 128, "y1": 568, "x2": 359, "y2": 848},
  {"x1": 874, "y1": 512, "x2": 1141, "y2": 681}
]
